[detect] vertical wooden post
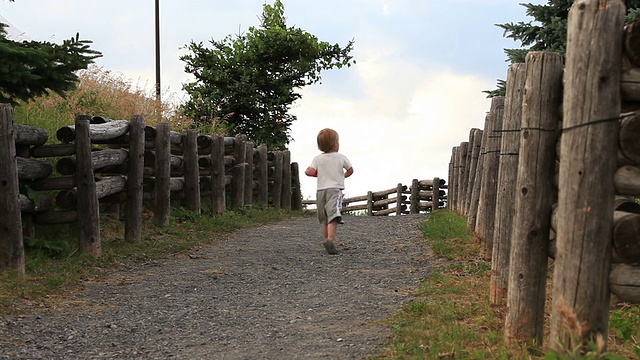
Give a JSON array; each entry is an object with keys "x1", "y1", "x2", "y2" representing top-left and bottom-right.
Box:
[
  {"x1": 476, "y1": 96, "x2": 505, "y2": 260},
  {"x1": 550, "y1": 0, "x2": 624, "y2": 350},
  {"x1": 272, "y1": 151, "x2": 283, "y2": 210},
  {"x1": 490, "y1": 62, "x2": 526, "y2": 306},
  {"x1": 505, "y1": 51, "x2": 563, "y2": 345},
  {"x1": 231, "y1": 134, "x2": 246, "y2": 210},
  {"x1": 281, "y1": 150, "x2": 292, "y2": 210},
  {"x1": 0, "y1": 104, "x2": 25, "y2": 274},
  {"x1": 457, "y1": 141, "x2": 470, "y2": 213},
  {"x1": 410, "y1": 178, "x2": 419, "y2": 214},
  {"x1": 183, "y1": 129, "x2": 201, "y2": 213},
  {"x1": 464, "y1": 129, "x2": 483, "y2": 215},
  {"x1": 291, "y1": 162, "x2": 303, "y2": 211},
  {"x1": 447, "y1": 151, "x2": 454, "y2": 209},
  {"x1": 75, "y1": 115, "x2": 101, "y2": 256},
  {"x1": 125, "y1": 115, "x2": 145, "y2": 243},
  {"x1": 210, "y1": 134, "x2": 226, "y2": 215},
  {"x1": 396, "y1": 183, "x2": 403, "y2": 216},
  {"x1": 154, "y1": 122, "x2": 171, "y2": 227},
  {"x1": 432, "y1": 177, "x2": 440, "y2": 211},
  {"x1": 367, "y1": 191, "x2": 374, "y2": 216},
  {"x1": 256, "y1": 145, "x2": 268, "y2": 208},
  {"x1": 243, "y1": 142, "x2": 254, "y2": 206},
  {"x1": 468, "y1": 121, "x2": 488, "y2": 231},
  {"x1": 449, "y1": 147, "x2": 458, "y2": 212}
]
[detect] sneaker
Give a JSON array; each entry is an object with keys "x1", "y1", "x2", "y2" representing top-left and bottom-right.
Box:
[{"x1": 323, "y1": 239, "x2": 339, "y2": 255}]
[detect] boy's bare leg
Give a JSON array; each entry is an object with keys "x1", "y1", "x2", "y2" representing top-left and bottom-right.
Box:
[
  {"x1": 326, "y1": 220, "x2": 337, "y2": 241},
  {"x1": 322, "y1": 220, "x2": 339, "y2": 254}
]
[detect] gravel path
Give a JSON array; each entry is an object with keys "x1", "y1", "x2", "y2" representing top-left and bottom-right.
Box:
[{"x1": 0, "y1": 214, "x2": 432, "y2": 360}]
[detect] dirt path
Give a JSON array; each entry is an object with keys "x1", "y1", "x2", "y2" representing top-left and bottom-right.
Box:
[{"x1": 0, "y1": 214, "x2": 432, "y2": 360}]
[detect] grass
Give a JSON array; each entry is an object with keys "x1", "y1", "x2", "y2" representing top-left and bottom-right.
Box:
[
  {"x1": 0, "y1": 206, "x2": 304, "y2": 315},
  {"x1": 369, "y1": 209, "x2": 640, "y2": 359}
]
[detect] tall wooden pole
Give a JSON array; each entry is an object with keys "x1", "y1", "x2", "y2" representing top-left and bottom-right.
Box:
[{"x1": 550, "y1": 0, "x2": 624, "y2": 351}]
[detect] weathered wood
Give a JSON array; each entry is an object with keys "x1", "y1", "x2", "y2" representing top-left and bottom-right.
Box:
[
  {"x1": 123, "y1": 115, "x2": 145, "y2": 243},
  {"x1": 29, "y1": 176, "x2": 76, "y2": 191},
  {"x1": 432, "y1": 177, "x2": 442, "y2": 211},
  {"x1": 281, "y1": 150, "x2": 291, "y2": 210},
  {"x1": 256, "y1": 145, "x2": 269, "y2": 208},
  {"x1": 210, "y1": 135, "x2": 226, "y2": 215},
  {"x1": 504, "y1": 51, "x2": 563, "y2": 345},
  {"x1": 476, "y1": 96, "x2": 504, "y2": 260},
  {"x1": 30, "y1": 143, "x2": 76, "y2": 158},
  {"x1": 74, "y1": 116, "x2": 101, "y2": 256},
  {"x1": 56, "y1": 175, "x2": 127, "y2": 210},
  {"x1": 0, "y1": 104, "x2": 24, "y2": 275},
  {"x1": 490, "y1": 62, "x2": 526, "y2": 306},
  {"x1": 183, "y1": 129, "x2": 201, "y2": 212},
  {"x1": 618, "y1": 113, "x2": 640, "y2": 164},
  {"x1": 610, "y1": 264, "x2": 640, "y2": 303},
  {"x1": 367, "y1": 191, "x2": 374, "y2": 215},
  {"x1": 231, "y1": 134, "x2": 247, "y2": 210},
  {"x1": 464, "y1": 129, "x2": 483, "y2": 216},
  {"x1": 624, "y1": 18, "x2": 640, "y2": 67},
  {"x1": 396, "y1": 183, "x2": 403, "y2": 216},
  {"x1": 272, "y1": 150, "x2": 283, "y2": 210},
  {"x1": 291, "y1": 162, "x2": 303, "y2": 211},
  {"x1": 550, "y1": 1, "x2": 624, "y2": 351},
  {"x1": 468, "y1": 116, "x2": 489, "y2": 231},
  {"x1": 459, "y1": 140, "x2": 471, "y2": 212},
  {"x1": 410, "y1": 179, "x2": 419, "y2": 214},
  {"x1": 33, "y1": 210, "x2": 78, "y2": 225},
  {"x1": 244, "y1": 142, "x2": 254, "y2": 206},
  {"x1": 57, "y1": 119, "x2": 130, "y2": 143},
  {"x1": 17, "y1": 157, "x2": 53, "y2": 180},
  {"x1": 14, "y1": 124, "x2": 48, "y2": 146},
  {"x1": 614, "y1": 165, "x2": 640, "y2": 195},
  {"x1": 373, "y1": 197, "x2": 403, "y2": 208},
  {"x1": 57, "y1": 148, "x2": 129, "y2": 176},
  {"x1": 154, "y1": 123, "x2": 172, "y2": 227},
  {"x1": 611, "y1": 211, "x2": 640, "y2": 263}
]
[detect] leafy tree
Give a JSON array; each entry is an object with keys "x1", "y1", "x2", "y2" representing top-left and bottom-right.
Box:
[
  {"x1": 180, "y1": 0, "x2": 354, "y2": 149},
  {"x1": 486, "y1": 0, "x2": 640, "y2": 97},
  {"x1": 0, "y1": 16, "x2": 102, "y2": 105}
]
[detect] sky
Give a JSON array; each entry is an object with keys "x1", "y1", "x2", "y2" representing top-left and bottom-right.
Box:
[{"x1": 0, "y1": 0, "x2": 544, "y2": 201}]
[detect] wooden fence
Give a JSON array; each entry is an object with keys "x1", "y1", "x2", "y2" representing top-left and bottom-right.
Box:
[
  {"x1": 302, "y1": 177, "x2": 447, "y2": 216},
  {"x1": 0, "y1": 110, "x2": 303, "y2": 273},
  {"x1": 446, "y1": 0, "x2": 640, "y2": 351}
]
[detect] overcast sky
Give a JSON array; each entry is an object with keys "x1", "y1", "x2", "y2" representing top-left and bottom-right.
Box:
[{"x1": 0, "y1": 0, "x2": 544, "y2": 200}]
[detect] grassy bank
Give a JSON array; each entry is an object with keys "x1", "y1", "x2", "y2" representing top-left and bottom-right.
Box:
[{"x1": 371, "y1": 209, "x2": 640, "y2": 359}]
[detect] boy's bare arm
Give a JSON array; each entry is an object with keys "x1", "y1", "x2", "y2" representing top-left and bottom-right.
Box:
[
  {"x1": 344, "y1": 167, "x2": 353, "y2": 178},
  {"x1": 305, "y1": 167, "x2": 318, "y2": 177}
]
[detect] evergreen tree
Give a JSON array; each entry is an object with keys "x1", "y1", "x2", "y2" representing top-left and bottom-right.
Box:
[
  {"x1": 0, "y1": 19, "x2": 102, "y2": 105},
  {"x1": 486, "y1": 0, "x2": 640, "y2": 97},
  {"x1": 180, "y1": 0, "x2": 354, "y2": 149}
]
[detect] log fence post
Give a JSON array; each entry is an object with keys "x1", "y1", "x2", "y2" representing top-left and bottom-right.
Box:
[
  {"x1": 256, "y1": 145, "x2": 268, "y2": 208},
  {"x1": 291, "y1": 162, "x2": 303, "y2": 211},
  {"x1": 210, "y1": 134, "x2": 226, "y2": 215},
  {"x1": 244, "y1": 142, "x2": 254, "y2": 206},
  {"x1": 410, "y1": 179, "x2": 419, "y2": 214},
  {"x1": 282, "y1": 150, "x2": 292, "y2": 210},
  {"x1": 490, "y1": 62, "x2": 526, "y2": 306},
  {"x1": 75, "y1": 115, "x2": 101, "y2": 256},
  {"x1": 476, "y1": 96, "x2": 505, "y2": 260},
  {"x1": 154, "y1": 123, "x2": 171, "y2": 227},
  {"x1": 367, "y1": 191, "x2": 373, "y2": 216},
  {"x1": 272, "y1": 151, "x2": 283, "y2": 210},
  {"x1": 467, "y1": 123, "x2": 487, "y2": 231},
  {"x1": 396, "y1": 183, "x2": 403, "y2": 216},
  {"x1": 550, "y1": 0, "x2": 624, "y2": 350},
  {"x1": 125, "y1": 115, "x2": 145, "y2": 243},
  {"x1": 0, "y1": 104, "x2": 25, "y2": 274},
  {"x1": 505, "y1": 51, "x2": 563, "y2": 345},
  {"x1": 183, "y1": 129, "x2": 201, "y2": 212},
  {"x1": 231, "y1": 134, "x2": 246, "y2": 210},
  {"x1": 432, "y1": 177, "x2": 440, "y2": 211}
]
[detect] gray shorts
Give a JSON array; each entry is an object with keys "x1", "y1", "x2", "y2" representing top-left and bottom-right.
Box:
[{"x1": 316, "y1": 188, "x2": 343, "y2": 224}]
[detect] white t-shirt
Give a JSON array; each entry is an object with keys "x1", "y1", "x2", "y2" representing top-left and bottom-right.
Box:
[{"x1": 309, "y1": 152, "x2": 352, "y2": 190}]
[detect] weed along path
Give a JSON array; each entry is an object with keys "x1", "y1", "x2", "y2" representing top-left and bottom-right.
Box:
[{"x1": 0, "y1": 214, "x2": 431, "y2": 360}]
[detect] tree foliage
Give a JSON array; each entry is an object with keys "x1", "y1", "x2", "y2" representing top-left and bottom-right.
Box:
[
  {"x1": 0, "y1": 23, "x2": 102, "y2": 105},
  {"x1": 486, "y1": 0, "x2": 640, "y2": 97},
  {"x1": 180, "y1": 0, "x2": 355, "y2": 149}
]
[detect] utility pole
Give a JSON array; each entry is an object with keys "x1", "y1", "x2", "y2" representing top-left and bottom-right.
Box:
[{"x1": 155, "y1": 0, "x2": 161, "y2": 103}]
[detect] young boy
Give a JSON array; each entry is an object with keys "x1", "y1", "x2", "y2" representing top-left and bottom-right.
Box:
[{"x1": 305, "y1": 128, "x2": 353, "y2": 255}]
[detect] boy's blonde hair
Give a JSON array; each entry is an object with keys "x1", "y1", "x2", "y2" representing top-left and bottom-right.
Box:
[{"x1": 317, "y1": 128, "x2": 339, "y2": 152}]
